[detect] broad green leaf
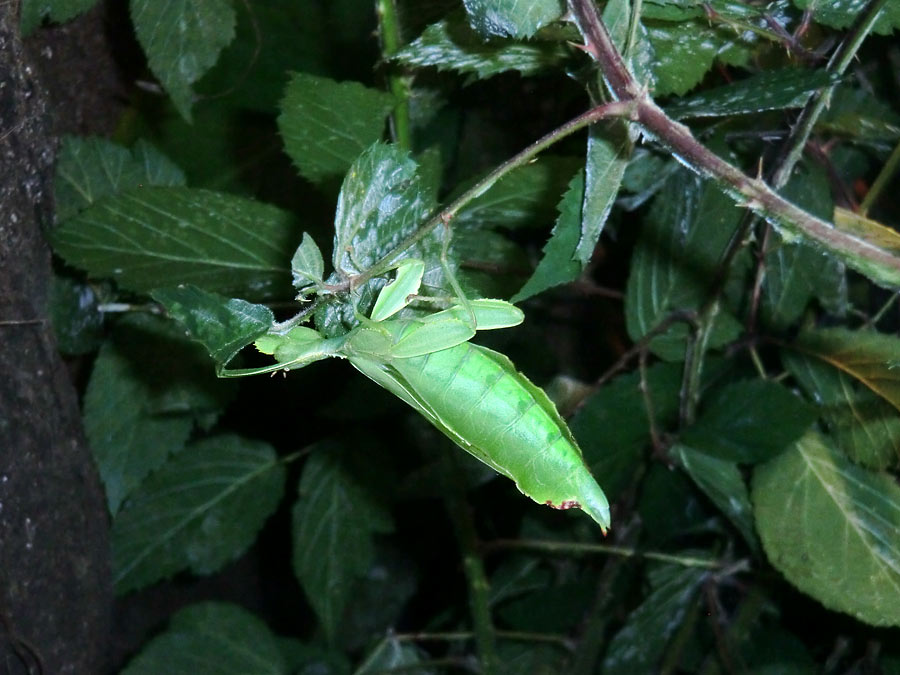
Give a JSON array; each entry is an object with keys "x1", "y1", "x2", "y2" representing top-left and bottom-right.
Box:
[
  {"x1": 291, "y1": 232, "x2": 325, "y2": 291},
  {"x1": 113, "y1": 434, "x2": 285, "y2": 593},
  {"x1": 278, "y1": 73, "x2": 395, "y2": 186},
  {"x1": 455, "y1": 156, "x2": 581, "y2": 231},
  {"x1": 784, "y1": 353, "x2": 900, "y2": 470},
  {"x1": 817, "y1": 86, "x2": 900, "y2": 144},
  {"x1": 792, "y1": 0, "x2": 900, "y2": 35},
  {"x1": 512, "y1": 171, "x2": 584, "y2": 301},
  {"x1": 51, "y1": 187, "x2": 300, "y2": 301},
  {"x1": 645, "y1": 19, "x2": 750, "y2": 96},
  {"x1": 624, "y1": 168, "x2": 744, "y2": 360},
  {"x1": 602, "y1": 564, "x2": 709, "y2": 674},
  {"x1": 753, "y1": 432, "x2": 900, "y2": 626},
  {"x1": 793, "y1": 328, "x2": 900, "y2": 413},
  {"x1": 277, "y1": 640, "x2": 351, "y2": 675},
  {"x1": 462, "y1": 0, "x2": 565, "y2": 39},
  {"x1": 826, "y1": 207, "x2": 900, "y2": 289},
  {"x1": 48, "y1": 275, "x2": 104, "y2": 354},
  {"x1": 20, "y1": 0, "x2": 97, "y2": 34},
  {"x1": 121, "y1": 603, "x2": 286, "y2": 675},
  {"x1": 496, "y1": 642, "x2": 567, "y2": 675},
  {"x1": 394, "y1": 14, "x2": 567, "y2": 79},
  {"x1": 679, "y1": 379, "x2": 816, "y2": 464},
  {"x1": 355, "y1": 637, "x2": 432, "y2": 675},
  {"x1": 54, "y1": 136, "x2": 185, "y2": 222},
  {"x1": 130, "y1": 0, "x2": 236, "y2": 121},
  {"x1": 575, "y1": 120, "x2": 631, "y2": 265},
  {"x1": 292, "y1": 447, "x2": 393, "y2": 643},
  {"x1": 152, "y1": 285, "x2": 274, "y2": 365},
  {"x1": 666, "y1": 69, "x2": 837, "y2": 119},
  {"x1": 85, "y1": 338, "x2": 194, "y2": 514},
  {"x1": 639, "y1": 464, "x2": 710, "y2": 545},
  {"x1": 761, "y1": 161, "x2": 844, "y2": 329},
  {"x1": 571, "y1": 362, "x2": 682, "y2": 501},
  {"x1": 496, "y1": 581, "x2": 592, "y2": 633},
  {"x1": 672, "y1": 443, "x2": 757, "y2": 549}
]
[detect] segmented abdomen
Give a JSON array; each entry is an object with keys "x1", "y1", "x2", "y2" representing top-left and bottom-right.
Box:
[{"x1": 392, "y1": 341, "x2": 610, "y2": 531}]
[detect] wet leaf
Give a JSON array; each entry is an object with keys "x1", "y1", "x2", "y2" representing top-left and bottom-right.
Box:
[
  {"x1": 792, "y1": 0, "x2": 900, "y2": 35},
  {"x1": 462, "y1": 0, "x2": 565, "y2": 39}
]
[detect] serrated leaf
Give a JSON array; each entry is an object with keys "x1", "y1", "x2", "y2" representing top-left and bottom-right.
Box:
[
  {"x1": 793, "y1": 328, "x2": 900, "y2": 413},
  {"x1": 512, "y1": 171, "x2": 584, "y2": 301},
  {"x1": 113, "y1": 434, "x2": 285, "y2": 593},
  {"x1": 645, "y1": 19, "x2": 749, "y2": 96},
  {"x1": 292, "y1": 447, "x2": 393, "y2": 643},
  {"x1": 753, "y1": 432, "x2": 900, "y2": 626},
  {"x1": 624, "y1": 167, "x2": 744, "y2": 360},
  {"x1": 571, "y1": 362, "x2": 682, "y2": 501},
  {"x1": 291, "y1": 232, "x2": 325, "y2": 290},
  {"x1": 121, "y1": 603, "x2": 286, "y2": 675},
  {"x1": 602, "y1": 564, "x2": 709, "y2": 674},
  {"x1": 672, "y1": 443, "x2": 757, "y2": 549},
  {"x1": 54, "y1": 136, "x2": 185, "y2": 222},
  {"x1": 784, "y1": 352, "x2": 900, "y2": 470},
  {"x1": 278, "y1": 73, "x2": 395, "y2": 185},
  {"x1": 666, "y1": 69, "x2": 837, "y2": 119},
  {"x1": 85, "y1": 338, "x2": 194, "y2": 514},
  {"x1": 130, "y1": 0, "x2": 236, "y2": 121},
  {"x1": 152, "y1": 285, "x2": 274, "y2": 365},
  {"x1": 575, "y1": 120, "x2": 630, "y2": 265},
  {"x1": 679, "y1": 379, "x2": 817, "y2": 464},
  {"x1": 462, "y1": 0, "x2": 565, "y2": 39},
  {"x1": 394, "y1": 14, "x2": 567, "y2": 79},
  {"x1": 51, "y1": 187, "x2": 300, "y2": 301},
  {"x1": 792, "y1": 0, "x2": 900, "y2": 35},
  {"x1": 20, "y1": 0, "x2": 98, "y2": 35}
]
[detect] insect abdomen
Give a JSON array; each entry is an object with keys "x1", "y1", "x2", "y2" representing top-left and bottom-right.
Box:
[{"x1": 392, "y1": 342, "x2": 610, "y2": 531}]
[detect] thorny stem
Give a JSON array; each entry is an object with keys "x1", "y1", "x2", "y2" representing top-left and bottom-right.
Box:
[
  {"x1": 485, "y1": 538, "x2": 743, "y2": 571},
  {"x1": 376, "y1": 0, "x2": 412, "y2": 151}
]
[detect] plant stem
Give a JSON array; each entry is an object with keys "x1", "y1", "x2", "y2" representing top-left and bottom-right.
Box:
[
  {"x1": 376, "y1": 0, "x2": 412, "y2": 151},
  {"x1": 860, "y1": 138, "x2": 900, "y2": 216},
  {"x1": 485, "y1": 538, "x2": 734, "y2": 570}
]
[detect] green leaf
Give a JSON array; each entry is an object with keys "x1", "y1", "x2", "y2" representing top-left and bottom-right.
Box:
[
  {"x1": 753, "y1": 432, "x2": 900, "y2": 626},
  {"x1": 624, "y1": 168, "x2": 744, "y2": 360},
  {"x1": 121, "y1": 603, "x2": 286, "y2": 675},
  {"x1": 331, "y1": 144, "x2": 434, "y2": 268},
  {"x1": 291, "y1": 232, "x2": 325, "y2": 291},
  {"x1": 51, "y1": 187, "x2": 300, "y2": 301},
  {"x1": 784, "y1": 353, "x2": 900, "y2": 470},
  {"x1": 278, "y1": 73, "x2": 396, "y2": 186},
  {"x1": 152, "y1": 285, "x2": 274, "y2": 365},
  {"x1": 602, "y1": 564, "x2": 709, "y2": 674},
  {"x1": 20, "y1": 0, "x2": 98, "y2": 35},
  {"x1": 817, "y1": 86, "x2": 900, "y2": 144},
  {"x1": 793, "y1": 328, "x2": 900, "y2": 414},
  {"x1": 512, "y1": 171, "x2": 584, "y2": 302},
  {"x1": 130, "y1": 0, "x2": 236, "y2": 121},
  {"x1": 394, "y1": 14, "x2": 568, "y2": 79},
  {"x1": 462, "y1": 0, "x2": 565, "y2": 39},
  {"x1": 113, "y1": 434, "x2": 285, "y2": 593},
  {"x1": 292, "y1": 447, "x2": 393, "y2": 643},
  {"x1": 792, "y1": 0, "x2": 900, "y2": 35},
  {"x1": 571, "y1": 362, "x2": 682, "y2": 501},
  {"x1": 679, "y1": 379, "x2": 817, "y2": 464},
  {"x1": 575, "y1": 121, "x2": 631, "y2": 265},
  {"x1": 666, "y1": 69, "x2": 838, "y2": 119},
  {"x1": 671, "y1": 444, "x2": 757, "y2": 549},
  {"x1": 54, "y1": 136, "x2": 185, "y2": 222},
  {"x1": 827, "y1": 207, "x2": 900, "y2": 289},
  {"x1": 85, "y1": 338, "x2": 194, "y2": 514},
  {"x1": 645, "y1": 19, "x2": 749, "y2": 96}
]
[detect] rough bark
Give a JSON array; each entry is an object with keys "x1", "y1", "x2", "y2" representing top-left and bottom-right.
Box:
[{"x1": 0, "y1": 4, "x2": 112, "y2": 673}]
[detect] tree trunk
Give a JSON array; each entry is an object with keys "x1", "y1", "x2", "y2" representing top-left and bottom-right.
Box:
[{"x1": 0, "y1": 4, "x2": 112, "y2": 673}]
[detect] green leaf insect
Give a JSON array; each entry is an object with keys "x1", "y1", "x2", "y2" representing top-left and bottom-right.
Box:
[{"x1": 227, "y1": 258, "x2": 610, "y2": 532}]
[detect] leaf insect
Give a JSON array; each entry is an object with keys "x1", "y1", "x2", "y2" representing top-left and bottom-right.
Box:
[{"x1": 223, "y1": 251, "x2": 610, "y2": 533}]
